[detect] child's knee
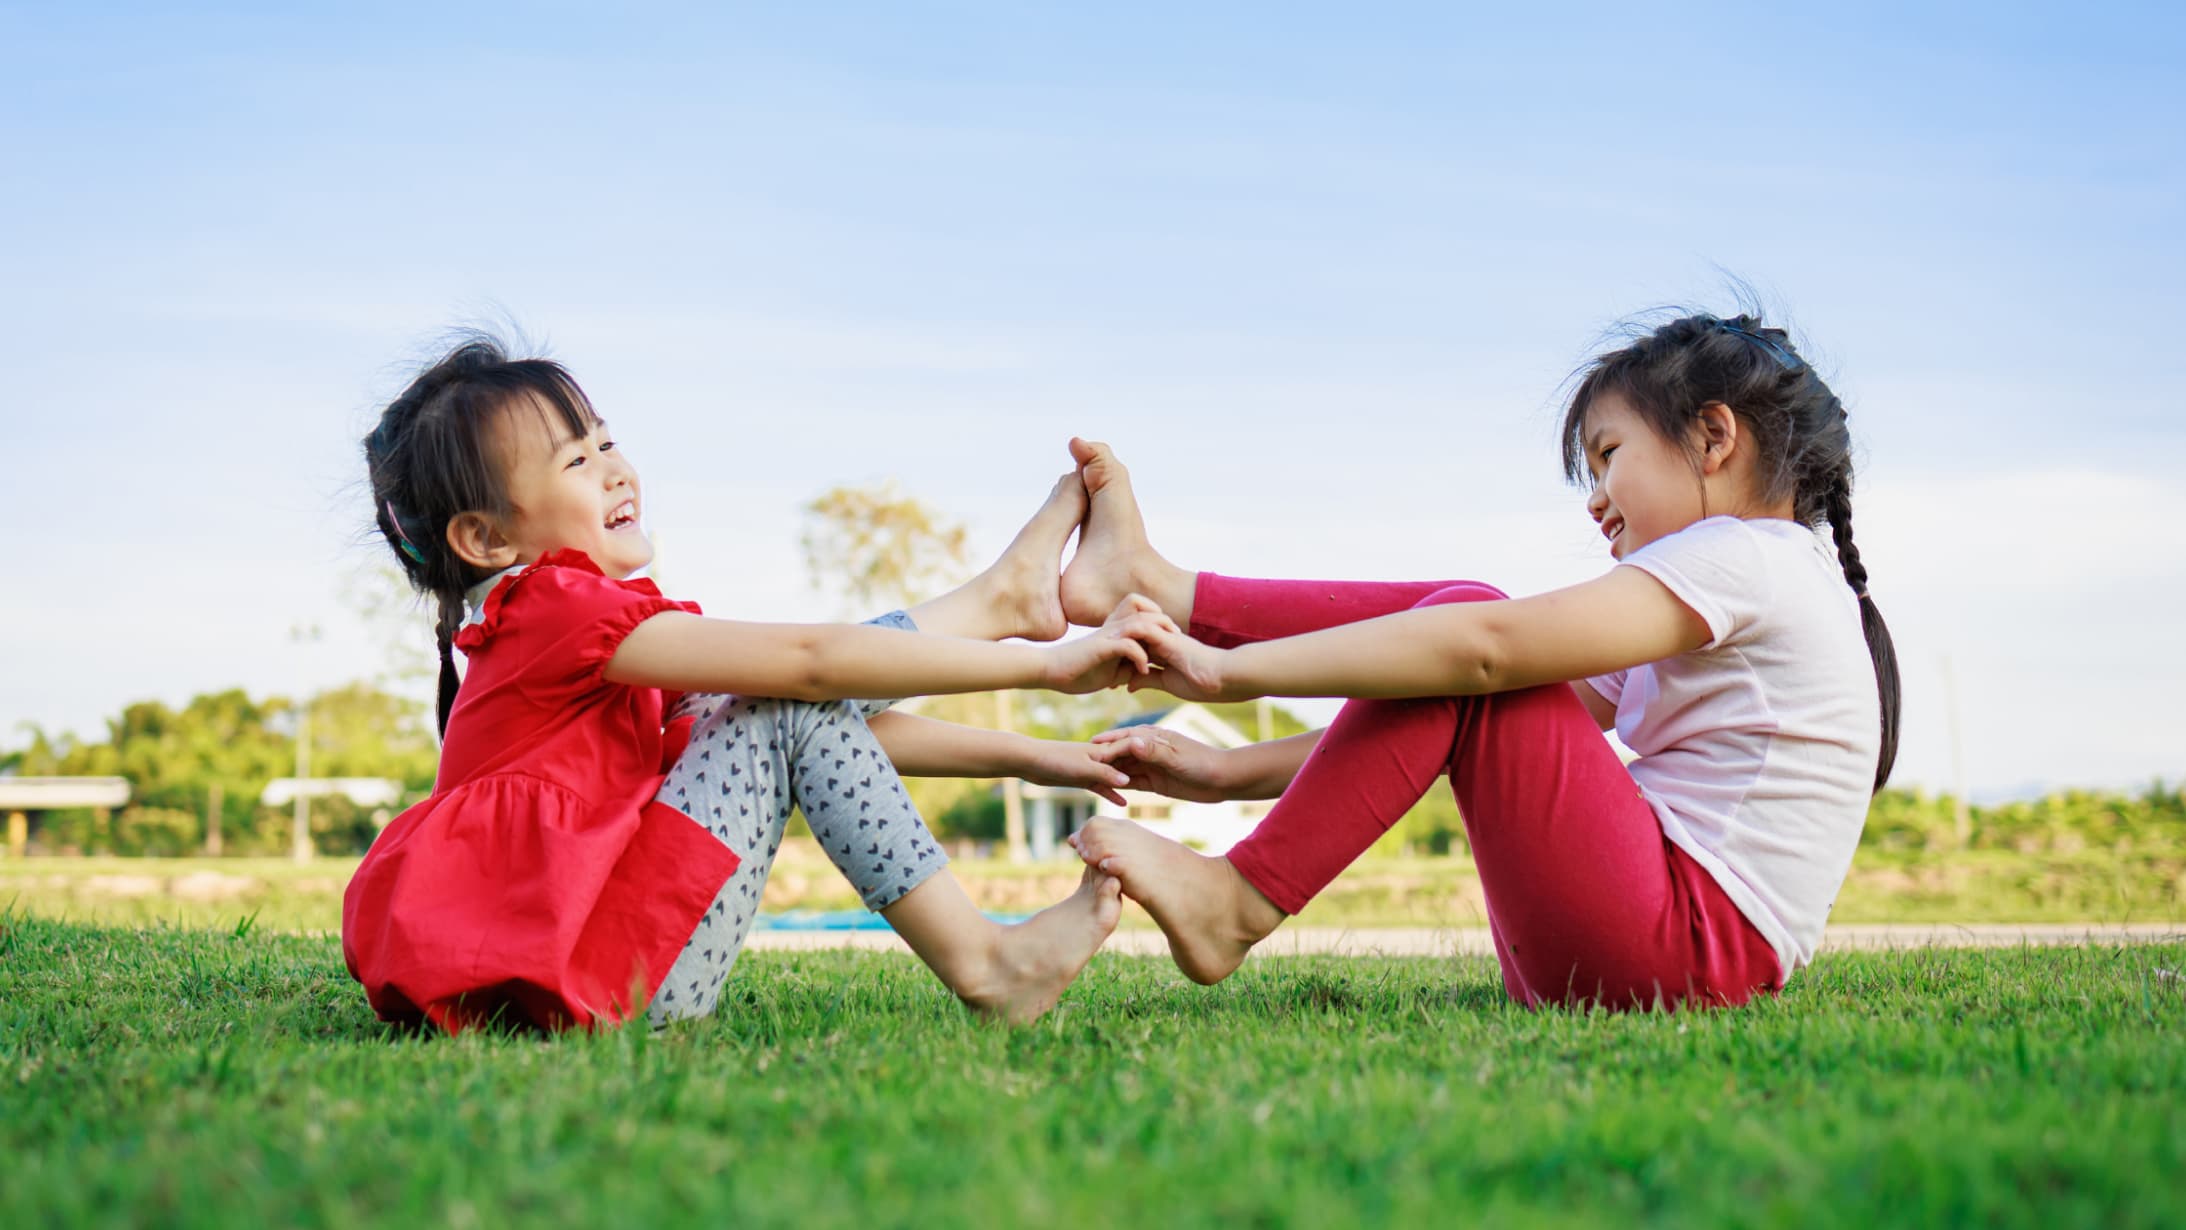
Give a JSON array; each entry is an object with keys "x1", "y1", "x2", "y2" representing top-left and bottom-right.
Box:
[
  {"x1": 735, "y1": 695, "x2": 838, "y2": 743},
  {"x1": 1411, "y1": 582, "x2": 1509, "y2": 609}
]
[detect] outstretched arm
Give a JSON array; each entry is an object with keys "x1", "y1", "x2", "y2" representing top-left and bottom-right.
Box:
[
  {"x1": 1135, "y1": 567, "x2": 1710, "y2": 702},
  {"x1": 1090, "y1": 725, "x2": 1322, "y2": 801},
  {"x1": 867, "y1": 711, "x2": 1134, "y2": 806},
  {"x1": 605, "y1": 597, "x2": 1175, "y2": 702}
]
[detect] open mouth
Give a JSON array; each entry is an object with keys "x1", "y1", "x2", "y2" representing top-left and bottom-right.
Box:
[
  {"x1": 605, "y1": 499, "x2": 638, "y2": 530},
  {"x1": 1601, "y1": 516, "x2": 1623, "y2": 545}
]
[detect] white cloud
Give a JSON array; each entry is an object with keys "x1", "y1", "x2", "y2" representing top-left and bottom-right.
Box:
[{"x1": 1860, "y1": 469, "x2": 2181, "y2": 595}]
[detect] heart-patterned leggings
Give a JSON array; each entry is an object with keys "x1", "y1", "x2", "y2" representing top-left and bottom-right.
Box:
[{"x1": 646, "y1": 610, "x2": 946, "y2": 1025}]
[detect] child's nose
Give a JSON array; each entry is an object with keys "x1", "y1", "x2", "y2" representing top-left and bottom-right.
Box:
[{"x1": 1586, "y1": 488, "x2": 1608, "y2": 520}]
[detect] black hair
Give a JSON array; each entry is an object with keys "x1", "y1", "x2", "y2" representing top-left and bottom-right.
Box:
[
  {"x1": 1559, "y1": 311, "x2": 1900, "y2": 791},
  {"x1": 363, "y1": 332, "x2": 597, "y2": 736}
]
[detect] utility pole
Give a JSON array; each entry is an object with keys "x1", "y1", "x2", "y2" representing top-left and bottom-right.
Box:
[
  {"x1": 204, "y1": 781, "x2": 223, "y2": 857},
  {"x1": 997, "y1": 690, "x2": 1027, "y2": 863},
  {"x1": 292, "y1": 701, "x2": 313, "y2": 863},
  {"x1": 290, "y1": 622, "x2": 322, "y2": 864}
]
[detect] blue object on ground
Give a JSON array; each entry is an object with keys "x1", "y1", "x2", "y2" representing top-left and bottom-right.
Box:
[{"x1": 755, "y1": 909, "x2": 1031, "y2": 931}]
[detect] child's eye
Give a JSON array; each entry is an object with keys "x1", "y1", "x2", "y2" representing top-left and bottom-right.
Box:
[
  {"x1": 565, "y1": 454, "x2": 586, "y2": 469},
  {"x1": 599, "y1": 439, "x2": 616, "y2": 453}
]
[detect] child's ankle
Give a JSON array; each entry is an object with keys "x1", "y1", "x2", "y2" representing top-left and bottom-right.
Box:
[
  {"x1": 936, "y1": 922, "x2": 1010, "y2": 1000},
  {"x1": 1218, "y1": 858, "x2": 1285, "y2": 942}
]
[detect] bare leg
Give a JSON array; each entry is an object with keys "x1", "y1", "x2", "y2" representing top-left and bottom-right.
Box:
[
  {"x1": 1058, "y1": 438, "x2": 1198, "y2": 627},
  {"x1": 908, "y1": 473, "x2": 1085, "y2": 643},
  {"x1": 1068, "y1": 818, "x2": 1284, "y2": 984},
  {"x1": 884, "y1": 866, "x2": 1123, "y2": 1023}
]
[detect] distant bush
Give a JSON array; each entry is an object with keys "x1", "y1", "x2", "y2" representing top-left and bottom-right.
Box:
[
  {"x1": 1371, "y1": 781, "x2": 2185, "y2": 859},
  {"x1": 936, "y1": 791, "x2": 1007, "y2": 841},
  {"x1": 1862, "y1": 782, "x2": 2185, "y2": 855}
]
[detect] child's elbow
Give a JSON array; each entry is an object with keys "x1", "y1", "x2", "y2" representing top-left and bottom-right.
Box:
[
  {"x1": 1446, "y1": 651, "x2": 1502, "y2": 696},
  {"x1": 782, "y1": 628, "x2": 849, "y2": 702},
  {"x1": 1450, "y1": 622, "x2": 1516, "y2": 695}
]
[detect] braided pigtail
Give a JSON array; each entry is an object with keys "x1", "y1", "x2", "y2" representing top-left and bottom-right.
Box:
[
  {"x1": 1824, "y1": 468, "x2": 1901, "y2": 791},
  {"x1": 433, "y1": 591, "x2": 466, "y2": 738}
]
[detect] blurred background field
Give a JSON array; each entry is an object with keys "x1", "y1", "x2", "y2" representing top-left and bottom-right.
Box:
[
  {"x1": 7, "y1": 780, "x2": 2182, "y2": 934},
  {"x1": 8, "y1": 682, "x2": 2182, "y2": 933}
]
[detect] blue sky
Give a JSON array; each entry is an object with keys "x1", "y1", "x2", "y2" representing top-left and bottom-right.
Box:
[{"x1": 4, "y1": 2, "x2": 2181, "y2": 796}]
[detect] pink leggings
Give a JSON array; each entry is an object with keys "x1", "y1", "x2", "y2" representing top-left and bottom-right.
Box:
[{"x1": 1200, "y1": 573, "x2": 1783, "y2": 1011}]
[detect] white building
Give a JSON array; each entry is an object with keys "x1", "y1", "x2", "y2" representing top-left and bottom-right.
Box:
[{"x1": 1021, "y1": 703, "x2": 1275, "y2": 858}]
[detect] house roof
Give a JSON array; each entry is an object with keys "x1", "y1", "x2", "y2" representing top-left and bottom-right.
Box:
[{"x1": 1111, "y1": 708, "x2": 1177, "y2": 730}]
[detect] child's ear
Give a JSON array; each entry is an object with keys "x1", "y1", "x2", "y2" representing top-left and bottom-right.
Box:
[
  {"x1": 446, "y1": 511, "x2": 518, "y2": 571},
  {"x1": 1695, "y1": 403, "x2": 1739, "y2": 475}
]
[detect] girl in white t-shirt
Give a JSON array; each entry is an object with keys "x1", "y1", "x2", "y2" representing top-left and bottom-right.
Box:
[{"x1": 1061, "y1": 311, "x2": 1899, "y2": 1010}]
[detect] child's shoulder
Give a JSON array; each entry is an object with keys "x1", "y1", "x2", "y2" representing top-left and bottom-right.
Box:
[
  {"x1": 1624, "y1": 517, "x2": 1840, "y2": 650},
  {"x1": 1646, "y1": 515, "x2": 1826, "y2": 571},
  {"x1": 458, "y1": 551, "x2": 693, "y2": 651},
  {"x1": 1626, "y1": 515, "x2": 1768, "y2": 575}
]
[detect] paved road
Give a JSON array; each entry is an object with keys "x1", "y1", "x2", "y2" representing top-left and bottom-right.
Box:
[{"x1": 749, "y1": 922, "x2": 2183, "y2": 958}]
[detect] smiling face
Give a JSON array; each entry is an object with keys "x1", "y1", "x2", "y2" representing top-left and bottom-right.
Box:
[
  {"x1": 1579, "y1": 391, "x2": 1709, "y2": 561},
  {"x1": 482, "y1": 397, "x2": 652, "y2": 578}
]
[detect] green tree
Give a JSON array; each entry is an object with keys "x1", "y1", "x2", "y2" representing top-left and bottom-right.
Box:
[
  {"x1": 4, "y1": 683, "x2": 437, "y2": 856},
  {"x1": 799, "y1": 482, "x2": 972, "y2": 617}
]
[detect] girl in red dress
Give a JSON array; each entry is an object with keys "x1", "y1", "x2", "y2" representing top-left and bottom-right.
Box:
[{"x1": 346, "y1": 334, "x2": 1170, "y2": 1033}]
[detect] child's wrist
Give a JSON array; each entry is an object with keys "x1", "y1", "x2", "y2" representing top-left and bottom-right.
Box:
[
  {"x1": 1002, "y1": 731, "x2": 1044, "y2": 778},
  {"x1": 1211, "y1": 646, "x2": 1246, "y2": 703},
  {"x1": 1033, "y1": 642, "x2": 1073, "y2": 690},
  {"x1": 1226, "y1": 745, "x2": 1283, "y2": 799},
  {"x1": 1206, "y1": 747, "x2": 1244, "y2": 799}
]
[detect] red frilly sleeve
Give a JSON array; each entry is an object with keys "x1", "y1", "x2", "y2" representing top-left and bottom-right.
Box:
[{"x1": 454, "y1": 549, "x2": 700, "y2": 692}]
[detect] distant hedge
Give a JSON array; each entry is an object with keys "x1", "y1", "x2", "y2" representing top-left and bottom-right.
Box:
[{"x1": 1383, "y1": 781, "x2": 2185, "y2": 858}]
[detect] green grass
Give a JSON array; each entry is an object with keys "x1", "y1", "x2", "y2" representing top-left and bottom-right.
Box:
[
  {"x1": 6, "y1": 843, "x2": 2181, "y2": 935},
  {"x1": 3, "y1": 911, "x2": 2181, "y2": 1229}
]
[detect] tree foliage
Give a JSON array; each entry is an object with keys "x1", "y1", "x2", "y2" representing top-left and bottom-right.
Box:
[
  {"x1": 3, "y1": 682, "x2": 438, "y2": 856},
  {"x1": 1861, "y1": 782, "x2": 2186, "y2": 855},
  {"x1": 799, "y1": 482, "x2": 972, "y2": 615}
]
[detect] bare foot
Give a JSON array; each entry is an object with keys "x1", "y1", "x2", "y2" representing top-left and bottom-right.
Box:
[
  {"x1": 1059, "y1": 438, "x2": 1195, "y2": 627},
  {"x1": 959, "y1": 867, "x2": 1122, "y2": 1024},
  {"x1": 1068, "y1": 817, "x2": 1283, "y2": 985},
  {"x1": 985, "y1": 472, "x2": 1083, "y2": 642},
  {"x1": 911, "y1": 472, "x2": 1083, "y2": 642}
]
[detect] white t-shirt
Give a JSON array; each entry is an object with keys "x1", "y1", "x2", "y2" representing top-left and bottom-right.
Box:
[{"x1": 1586, "y1": 515, "x2": 1880, "y2": 979}]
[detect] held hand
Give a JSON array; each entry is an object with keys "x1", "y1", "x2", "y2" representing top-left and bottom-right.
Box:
[
  {"x1": 1039, "y1": 623, "x2": 1156, "y2": 695},
  {"x1": 1127, "y1": 623, "x2": 1235, "y2": 703},
  {"x1": 1038, "y1": 594, "x2": 1181, "y2": 694},
  {"x1": 1097, "y1": 592, "x2": 1175, "y2": 637},
  {"x1": 1022, "y1": 739, "x2": 1134, "y2": 807},
  {"x1": 1088, "y1": 726, "x2": 1233, "y2": 803}
]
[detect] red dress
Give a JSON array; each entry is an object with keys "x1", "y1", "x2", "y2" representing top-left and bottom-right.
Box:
[{"x1": 341, "y1": 550, "x2": 741, "y2": 1033}]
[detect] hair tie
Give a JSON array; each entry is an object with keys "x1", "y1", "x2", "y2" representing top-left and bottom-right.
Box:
[
  {"x1": 1709, "y1": 316, "x2": 1804, "y2": 370},
  {"x1": 385, "y1": 500, "x2": 427, "y2": 565}
]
